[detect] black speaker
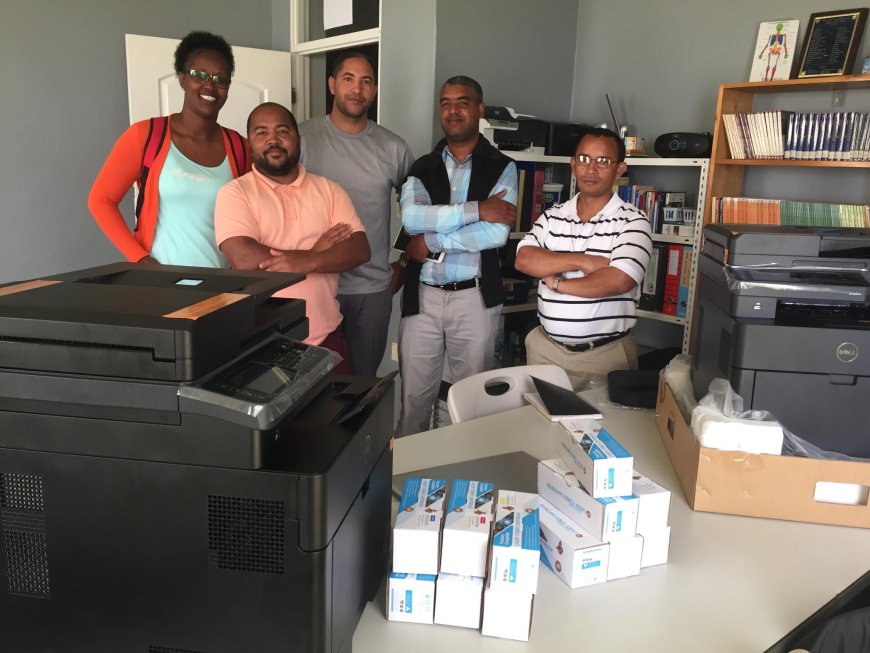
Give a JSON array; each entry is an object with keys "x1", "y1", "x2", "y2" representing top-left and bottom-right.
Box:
[{"x1": 654, "y1": 132, "x2": 712, "y2": 158}]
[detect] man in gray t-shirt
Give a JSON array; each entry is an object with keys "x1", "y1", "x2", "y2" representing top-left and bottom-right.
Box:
[{"x1": 300, "y1": 51, "x2": 414, "y2": 377}]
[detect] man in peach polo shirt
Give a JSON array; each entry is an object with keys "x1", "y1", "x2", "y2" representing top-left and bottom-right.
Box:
[{"x1": 214, "y1": 102, "x2": 370, "y2": 371}]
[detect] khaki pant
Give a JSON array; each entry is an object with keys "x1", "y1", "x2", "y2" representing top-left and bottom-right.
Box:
[{"x1": 525, "y1": 326, "x2": 638, "y2": 391}]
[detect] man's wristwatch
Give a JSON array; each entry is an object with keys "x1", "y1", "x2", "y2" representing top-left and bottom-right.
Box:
[
  {"x1": 552, "y1": 275, "x2": 562, "y2": 292},
  {"x1": 398, "y1": 255, "x2": 408, "y2": 269}
]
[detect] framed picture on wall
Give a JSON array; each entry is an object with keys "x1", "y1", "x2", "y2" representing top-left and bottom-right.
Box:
[
  {"x1": 749, "y1": 19, "x2": 800, "y2": 82},
  {"x1": 796, "y1": 8, "x2": 869, "y2": 78}
]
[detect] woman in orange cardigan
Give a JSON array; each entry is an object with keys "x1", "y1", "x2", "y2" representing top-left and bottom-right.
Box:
[{"x1": 88, "y1": 31, "x2": 250, "y2": 267}]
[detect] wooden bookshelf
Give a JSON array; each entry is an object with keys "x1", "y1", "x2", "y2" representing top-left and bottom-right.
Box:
[{"x1": 705, "y1": 76, "x2": 870, "y2": 224}]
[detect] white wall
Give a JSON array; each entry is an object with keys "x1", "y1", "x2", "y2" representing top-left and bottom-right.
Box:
[{"x1": 0, "y1": 0, "x2": 281, "y2": 284}]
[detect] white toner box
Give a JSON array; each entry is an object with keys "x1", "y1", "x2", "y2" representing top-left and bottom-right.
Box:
[
  {"x1": 558, "y1": 420, "x2": 634, "y2": 498},
  {"x1": 393, "y1": 478, "x2": 446, "y2": 575},
  {"x1": 433, "y1": 573, "x2": 484, "y2": 629},
  {"x1": 538, "y1": 458, "x2": 638, "y2": 542},
  {"x1": 481, "y1": 589, "x2": 534, "y2": 642},
  {"x1": 386, "y1": 572, "x2": 436, "y2": 624},
  {"x1": 632, "y1": 470, "x2": 672, "y2": 534},
  {"x1": 606, "y1": 534, "x2": 643, "y2": 581},
  {"x1": 495, "y1": 489, "x2": 538, "y2": 514},
  {"x1": 441, "y1": 479, "x2": 494, "y2": 577},
  {"x1": 640, "y1": 526, "x2": 671, "y2": 568},
  {"x1": 488, "y1": 497, "x2": 540, "y2": 594},
  {"x1": 538, "y1": 499, "x2": 609, "y2": 589}
]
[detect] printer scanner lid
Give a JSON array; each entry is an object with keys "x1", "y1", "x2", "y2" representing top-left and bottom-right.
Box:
[{"x1": 0, "y1": 263, "x2": 306, "y2": 381}]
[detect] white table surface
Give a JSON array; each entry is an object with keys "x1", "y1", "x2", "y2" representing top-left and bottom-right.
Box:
[{"x1": 353, "y1": 403, "x2": 870, "y2": 652}]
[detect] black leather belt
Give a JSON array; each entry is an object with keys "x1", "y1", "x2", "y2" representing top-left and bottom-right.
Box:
[
  {"x1": 554, "y1": 331, "x2": 628, "y2": 352},
  {"x1": 422, "y1": 279, "x2": 479, "y2": 291}
]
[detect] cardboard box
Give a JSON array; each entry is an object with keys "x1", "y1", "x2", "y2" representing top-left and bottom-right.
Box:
[
  {"x1": 433, "y1": 573, "x2": 484, "y2": 629},
  {"x1": 488, "y1": 500, "x2": 540, "y2": 594},
  {"x1": 640, "y1": 526, "x2": 671, "y2": 568},
  {"x1": 393, "y1": 478, "x2": 446, "y2": 574},
  {"x1": 655, "y1": 377, "x2": 870, "y2": 528},
  {"x1": 631, "y1": 469, "x2": 671, "y2": 534},
  {"x1": 538, "y1": 458, "x2": 638, "y2": 542},
  {"x1": 557, "y1": 420, "x2": 634, "y2": 497},
  {"x1": 481, "y1": 589, "x2": 534, "y2": 641},
  {"x1": 386, "y1": 572, "x2": 437, "y2": 624},
  {"x1": 539, "y1": 499, "x2": 609, "y2": 589},
  {"x1": 606, "y1": 535, "x2": 643, "y2": 581}
]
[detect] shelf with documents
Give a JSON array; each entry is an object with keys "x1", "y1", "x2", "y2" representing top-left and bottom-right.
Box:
[{"x1": 504, "y1": 151, "x2": 708, "y2": 353}]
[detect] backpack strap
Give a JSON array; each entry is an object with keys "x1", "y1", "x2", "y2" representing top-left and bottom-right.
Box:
[
  {"x1": 223, "y1": 127, "x2": 248, "y2": 175},
  {"x1": 135, "y1": 116, "x2": 169, "y2": 222}
]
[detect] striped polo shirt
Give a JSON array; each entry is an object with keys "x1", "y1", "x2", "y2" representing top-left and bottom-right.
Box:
[{"x1": 516, "y1": 192, "x2": 652, "y2": 345}]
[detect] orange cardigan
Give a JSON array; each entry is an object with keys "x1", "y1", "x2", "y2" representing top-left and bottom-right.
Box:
[{"x1": 88, "y1": 117, "x2": 250, "y2": 262}]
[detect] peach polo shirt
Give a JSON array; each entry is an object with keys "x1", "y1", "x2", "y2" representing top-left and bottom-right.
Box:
[{"x1": 214, "y1": 164, "x2": 365, "y2": 345}]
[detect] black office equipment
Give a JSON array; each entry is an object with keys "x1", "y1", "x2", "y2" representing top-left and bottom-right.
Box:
[
  {"x1": 0, "y1": 263, "x2": 394, "y2": 653},
  {"x1": 691, "y1": 224, "x2": 870, "y2": 457}
]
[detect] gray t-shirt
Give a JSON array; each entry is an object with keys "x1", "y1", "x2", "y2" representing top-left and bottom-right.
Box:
[{"x1": 299, "y1": 115, "x2": 415, "y2": 294}]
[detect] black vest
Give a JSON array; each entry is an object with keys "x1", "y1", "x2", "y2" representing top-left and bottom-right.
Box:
[{"x1": 401, "y1": 136, "x2": 514, "y2": 317}]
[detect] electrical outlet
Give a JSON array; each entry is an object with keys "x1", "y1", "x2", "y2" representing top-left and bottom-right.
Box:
[{"x1": 832, "y1": 90, "x2": 846, "y2": 107}]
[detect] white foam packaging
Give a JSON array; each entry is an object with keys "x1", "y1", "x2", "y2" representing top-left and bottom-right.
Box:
[
  {"x1": 441, "y1": 480, "x2": 494, "y2": 577},
  {"x1": 640, "y1": 526, "x2": 671, "y2": 568},
  {"x1": 481, "y1": 589, "x2": 534, "y2": 642},
  {"x1": 538, "y1": 458, "x2": 638, "y2": 542},
  {"x1": 488, "y1": 493, "x2": 540, "y2": 594},
  {"x1": 606, "y1": 534, "x2": 643, "y2": 581},
  {"x1": 631, "y1": 469, "x2": 672, "y2": 534},
  {"x1": 690, "y1": 404, "x2": 784, "y2": 455},
  {"x1": 386, "y1": 572, "x2": 437, "y2": 624},
  {"x1": 538, "y1": 499, "x2": 609, "y2": 589},
  {"x1": 393, "y1": 478, "x2": 446, "y2": 575},
  {"x1": 558, "y1": 419, "x2": 634, "y2": 497},
  {"x1": 433, "y1": 573, "x2": 484, "y2": 629}
]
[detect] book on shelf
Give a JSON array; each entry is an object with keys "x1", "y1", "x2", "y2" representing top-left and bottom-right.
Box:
[
  {"x1": 662, "y1": 244, "x2": 682, "y2": 317},
  {"x1": 723, "y1": 110, "x2": 793, "y2": 159},
  {"x1": 712, "y1": 197, "x2": 870, "y2": 228},
  {"x1": 639, "y1": 242, "x2": 668, "y2": 312},
  {"x1": 677, "y1": 245, "x2": 693, "y2": 319}
]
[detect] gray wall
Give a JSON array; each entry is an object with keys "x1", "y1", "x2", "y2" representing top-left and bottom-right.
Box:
[
  {"x1": 572, "y1": 0, "x2": 870, "y2": 143},
  {"x1": 433, "y1": 0, "x2": 580, "y2": 143},
  {"x1": 0, "y1": 0, "x2": 280, "y2": 284}
]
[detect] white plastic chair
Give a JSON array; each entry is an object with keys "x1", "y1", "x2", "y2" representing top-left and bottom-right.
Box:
[{"x1": 446, "y1": 364, "x2": 572, "y2": 424}]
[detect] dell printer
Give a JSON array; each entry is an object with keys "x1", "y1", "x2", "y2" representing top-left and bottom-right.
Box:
[
  {"x1": 691, "y1": 224, "x2": 870, "y2": 457},
  {"x1": 0, "y1": 263, "x2": 394, "y2": 653}
]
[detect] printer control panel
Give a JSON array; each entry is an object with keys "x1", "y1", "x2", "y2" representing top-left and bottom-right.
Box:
[
  {"x1": 203, "y1": 339, "x2": 331, "y2": 403},
  {"x1": 177, "y1": 336, "x2": 334, "y2": 430}
]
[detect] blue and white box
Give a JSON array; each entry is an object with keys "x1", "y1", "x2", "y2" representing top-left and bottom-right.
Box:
[
  {"x1": 441, "y1": 479, "x2": 494, "y2": 577},
  {"x1": 433, "y1": 573, "x2": 484, "y2": 629},
  {"x1": 393, "y1": 477, "x2": 446, "y2": 575},
  {"x1": 558, "y1": 420, "x2": 633, "y2": 498},
  {"x1": 481, "y1": 589, "x2": 534, "y2": 642},
  {"x1": 539, "y1": 499, "x2": 609, "y2": 589},
  {"x1": 488, "y1": 492, "x2": 540, "y2": 594},
  {"x1": 495, "y1": 489, "x2": 538, "y2": 514},
  {"x1": 606, "y1": 534, "x2": 644, "y2": 581},
  {"x1": 640, "y1": 526, "x2": 671, "y2": 568},
  {"x1": 537, "y1": 458, "x2": 638, "y2": 542},
  {"x1": 386, "y1": 572, "x2": 436, "y2": 624},
  {"x1": 632, "y1": 470, "x2": 672, "y2": 534}
]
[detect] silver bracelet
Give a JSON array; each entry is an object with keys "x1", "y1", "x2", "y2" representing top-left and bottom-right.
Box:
[{"x1": 552, "y1": 275, "x2": 561, "y2": 292}]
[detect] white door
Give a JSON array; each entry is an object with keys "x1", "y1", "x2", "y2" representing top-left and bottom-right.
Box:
[{"x1": 125, "y1": 34, "x2": 293, "y2": 135}]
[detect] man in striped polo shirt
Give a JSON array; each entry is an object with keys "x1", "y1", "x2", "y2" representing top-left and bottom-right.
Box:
[{"x1": 515, "y1": 128, "x2": 652, "y2": 390}]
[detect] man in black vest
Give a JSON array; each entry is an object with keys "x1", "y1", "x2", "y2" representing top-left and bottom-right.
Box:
[{"x1": 396, "y1": 75, "x2": 518, "y2": 436}]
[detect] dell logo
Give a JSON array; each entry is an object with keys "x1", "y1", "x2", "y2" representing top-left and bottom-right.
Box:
[{"x1": 837, "y1": 342, "x2": 859, "y2": 363}]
